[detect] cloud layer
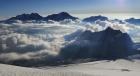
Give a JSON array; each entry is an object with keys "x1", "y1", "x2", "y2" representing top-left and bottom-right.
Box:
[{"x1": 0, "y1": 19, "x2": 140, "y2": 66}]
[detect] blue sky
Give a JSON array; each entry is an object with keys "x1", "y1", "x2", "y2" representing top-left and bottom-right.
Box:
[{"x1": 0, "y1": 0, "x2": 140, "y2": 20}]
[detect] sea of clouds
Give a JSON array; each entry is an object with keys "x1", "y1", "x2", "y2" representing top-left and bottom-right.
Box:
[{"x1": 0, "y1": 19, "x2": 140, "y2": 66}]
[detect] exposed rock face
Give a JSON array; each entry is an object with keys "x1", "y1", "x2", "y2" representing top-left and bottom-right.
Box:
[
  {"x1": 111, "y1": 19, "x2": 125, "y2": 24},
  {"x1": 83, "y1": 15, "x2": 108, "y2": 23},
  {"x1": 44, "y1": 12, "x2": 78, "y2": 21},
  {"x1": 0, "y1": 12, "x2": 78, "y2": 23},
  {"x1": 60, "y1": 27, "x2": 134, "y2": 60},
  {"x1": 8, "y1": 13, "x2": 43, "y2": 21}
]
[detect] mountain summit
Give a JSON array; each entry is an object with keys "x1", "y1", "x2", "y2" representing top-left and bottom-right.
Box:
[
  {"x1": 125, "y1": 18, "x2": 140, "y2": 25},
  {"x1": 0, "y1": 12, "x2": 78, "y2": 23},
  {"x1": 83, "y1": 15, "x2": 108, "y2": 23},
  {"x1": 44, "y1": 12, "x2": 78, "y2": 21},
  {"x1": 60, "y1": 27, "x2": 134, "y2": 60},
  {"x1": 8, "y1": 13, "x2": 43, "y2": 21}
]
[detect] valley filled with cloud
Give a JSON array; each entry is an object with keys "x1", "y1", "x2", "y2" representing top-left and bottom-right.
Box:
[{"x1": 0, "y1": 13, "x2": 140, "y2": 66}]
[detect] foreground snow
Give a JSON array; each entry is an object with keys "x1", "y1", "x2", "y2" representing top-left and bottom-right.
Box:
[{"x1": 0, "y1": 59, "x2": 140, "y2": 76}]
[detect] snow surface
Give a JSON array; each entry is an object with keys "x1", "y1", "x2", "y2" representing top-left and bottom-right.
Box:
[{"x1": 0, "y1": 59, "x2": 140, "y2": 76}]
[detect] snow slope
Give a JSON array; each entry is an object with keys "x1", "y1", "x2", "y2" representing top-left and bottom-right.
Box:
[{"x1": 0, "y1": 59, "x2": 140, "y2": 76}]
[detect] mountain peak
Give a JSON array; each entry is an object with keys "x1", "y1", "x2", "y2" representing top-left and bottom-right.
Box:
[
  {"x1": 60, "y1": 27, "x2": 134, "y2": 60},
  {"x1": 125, "y1": 18, "x2": 140, "y2": 25},
  {"x1": 106, "y1": 27, "x2": 114, "y2": 31},
  {"x1": 0, "y1": 12, "x2": 79, "y2": 23},
  {"x1": 105, "y1": 27, "x2": 122, "y2": 34},
  {"x1": 59, "y1": 12, "x2": 70, "y2": 15},
  {"x1": 83, "y1": 15, "x2": 108, "y2": 23},
  {"x1": 44, "y1": 12, "x2": 78, "y2": 21},
  {"x1": 8, "y1": 13, "x2": 43, "y2": 21},
  {"x1": 30, "y1": 13, "x2": 40, "y2": 15}
]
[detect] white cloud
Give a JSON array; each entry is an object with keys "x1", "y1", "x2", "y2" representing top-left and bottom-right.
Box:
[{"x1": 0, "y1": 19, "x2": 140, "y2": 66}]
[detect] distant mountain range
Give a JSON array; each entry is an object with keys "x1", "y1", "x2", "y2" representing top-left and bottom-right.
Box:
[
  {"x1": 0, "y1": 12, "x2": 78, "y2": 23},
  {"x1": 0, "y1": 12, "x2": 140, "y2": 25},
  {"x1": 8, "y1": 13, "x2": 43, "y2": 21},
  {"x1": 44, "y1": 12, "x2": 78, "y2": 21},
  {"x1": 59, "y1": 27, "x2": 134, "y2": 60},
  {"x1": 82, "y1": 15, "x2": 108, "y2": 23},
  {"x1": 111, "y1": 19, "x2": 125, "y2": 24},
  {"x1": 125, "y1": 18, "x2": 140, "y2": 25}
]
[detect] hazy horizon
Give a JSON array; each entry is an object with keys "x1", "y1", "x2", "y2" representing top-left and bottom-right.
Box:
[{"x1": 0, "y1": 0, "x2": 140, "y2": 20}]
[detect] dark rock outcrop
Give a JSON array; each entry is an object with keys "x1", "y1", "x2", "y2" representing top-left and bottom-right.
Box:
[
  {"x1": 83, "y1": 15, "x2": 108, "y2": 23},
  {"x1": 111, "y1": 19, "x2": 125, "y2": 24},
  {"x1": 125, "y1": 18, "x2": 140, "y2": 25},
  {"x1": 60, "y1": 27, "x2": 134, "y2": 60},
  {"x1": 0, "y1": 12, "x2": 78, "y2": 23},
  {"x1": 44, "y1": 12, "x2": 78, "y2": 21},
  {"x1": 8, "y1": 13, "x2": 43, "y2": 21}
]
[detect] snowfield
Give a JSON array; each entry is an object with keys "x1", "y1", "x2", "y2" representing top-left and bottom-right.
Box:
[{"x1": 0, "y1": 59, "x2": 140, "y2": 76}]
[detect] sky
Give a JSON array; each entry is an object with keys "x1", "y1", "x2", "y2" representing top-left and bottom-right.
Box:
[{"x1": 0, "y1": 0, "x2": 140, "y2": 20}]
